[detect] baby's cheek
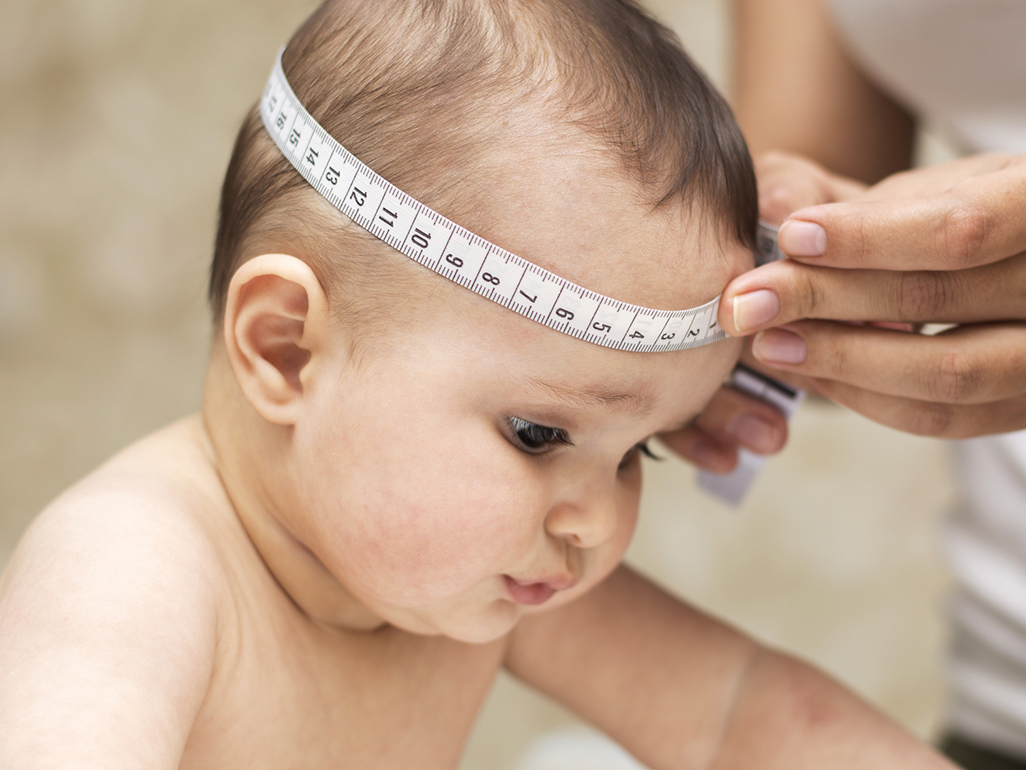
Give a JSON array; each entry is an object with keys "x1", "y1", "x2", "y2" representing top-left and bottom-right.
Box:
[
  {"x1": 592, "y1": 473, "x2": 642, "y2": 579},
  {"x1": 608, "y1": 482, "x2": 641, "y2": 562},
  {"x1": 339, "y1": 455, "x2": 538, "y2": 604}
]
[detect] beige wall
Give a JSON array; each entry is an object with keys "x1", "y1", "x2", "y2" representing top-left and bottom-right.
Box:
[{"x1": 0, "y1": 2, "x2": 955, "y2": 768}]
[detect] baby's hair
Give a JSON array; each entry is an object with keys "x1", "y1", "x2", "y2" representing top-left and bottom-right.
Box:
[{"x1": 209, "y1": 0, "x2": 757, "y2": 347}]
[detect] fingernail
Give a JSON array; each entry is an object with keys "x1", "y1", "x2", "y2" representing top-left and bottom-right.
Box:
[
  {"x1": 725, "y1": 414, "x2": 779, "y2": 454},
  {"x1": 732, "y1": 289, "x2": 780, "y2": 333},
  {"x1": 779, "y1": 220, "x2": 826, "y2": 257},
  {"x1": 752, "y1": 329, "x2": 807, "y2": 365}
]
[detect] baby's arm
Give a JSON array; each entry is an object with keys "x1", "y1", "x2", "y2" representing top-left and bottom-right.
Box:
[
  {"x1": 0, "y1": 494, "x2": 221, "y2": 768},
  {"x1": 506, "y1": 565, "x2": 955, "y2": 770}
]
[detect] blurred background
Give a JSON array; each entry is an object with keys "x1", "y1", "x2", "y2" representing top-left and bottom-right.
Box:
[{"x1": 0, "y1": 0, "x2": 957, "y2": 767}]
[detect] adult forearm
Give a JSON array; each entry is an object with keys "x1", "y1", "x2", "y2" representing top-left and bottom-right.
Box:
[{"x1": 732, "y1": 0, "x2": 915, "y2": 183}]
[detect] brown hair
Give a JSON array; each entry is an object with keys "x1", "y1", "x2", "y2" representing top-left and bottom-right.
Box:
[{"x1": 209, "y1": 0, "x2": 757, "y2": 330}]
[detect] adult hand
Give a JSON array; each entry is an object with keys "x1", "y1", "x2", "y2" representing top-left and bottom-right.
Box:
[
  {"x1": 659, "y1": 153, "x2": 857, "y2": 472},
  {"x1": 755, "y1": 151, "x2": 867, "y2": 224},
  {"x1": 721, "y1": 153, "x2": 1026, "y2": 438}
]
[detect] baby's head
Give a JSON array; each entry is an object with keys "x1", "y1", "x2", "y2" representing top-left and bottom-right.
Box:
[{"x1": 203, "y1": 0, "x2": 757, "y2": 643}]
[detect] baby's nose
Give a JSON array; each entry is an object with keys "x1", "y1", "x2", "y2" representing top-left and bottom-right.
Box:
[{"x1": 544, "y1": 484, "x2": 618, "y2": 550}]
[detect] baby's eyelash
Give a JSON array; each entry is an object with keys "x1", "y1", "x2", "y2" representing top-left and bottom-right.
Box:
[
  {"x1": 507, "y1": 416, "x2": 573, "y2": 454},
  {"x1": 637, "y1": 442, "x2": 663, "y2": 461},
  {"x1": 620, "y1": 441, "x2": 663, "y2": 469}
]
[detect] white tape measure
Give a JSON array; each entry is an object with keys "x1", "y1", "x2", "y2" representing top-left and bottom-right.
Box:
[{"x1": 259, "y1": 51, "x2": 741, "y2": 353}]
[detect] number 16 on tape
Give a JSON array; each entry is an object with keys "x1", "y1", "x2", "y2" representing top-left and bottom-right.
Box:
[{"x1": 697, "y1": 223, "x2": 806, "y2": 506}]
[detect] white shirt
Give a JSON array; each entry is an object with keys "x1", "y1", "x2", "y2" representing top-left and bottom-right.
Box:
[{"x1": 827, "y1": 0, "x2": 1026, "y2": 754}]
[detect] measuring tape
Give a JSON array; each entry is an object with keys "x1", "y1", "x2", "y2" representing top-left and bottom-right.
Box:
[{"x1": 259, "y1": 51, "x2": 740, "y2": 353}]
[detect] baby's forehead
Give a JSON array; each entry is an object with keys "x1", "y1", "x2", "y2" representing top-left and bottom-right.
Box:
[
  {"x1": 429, "y1": 96, "x2": 752, "y2": 297},
  {"x1": 418, "y1": 302, "x2": 742, "y2": 436},
  {"x1": 460, "y1": 150, "x2": 750, "y2": 314},
  {"x1": 398, "y1": 255, "x2": 742, "y2": 409}
]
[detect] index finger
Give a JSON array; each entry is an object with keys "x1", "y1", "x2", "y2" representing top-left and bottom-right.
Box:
[{"x1": 779, "y1": 157, "x2": 1026, "y2": 270}]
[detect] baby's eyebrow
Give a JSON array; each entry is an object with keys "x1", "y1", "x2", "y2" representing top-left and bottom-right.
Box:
[{"x1": 532, "y1": 380, "x2": 652, "y2": 413}]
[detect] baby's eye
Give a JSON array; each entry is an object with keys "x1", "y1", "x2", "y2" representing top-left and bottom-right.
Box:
[
  {"x1": 507, "y1": 416, "x2": 573, "y2": 454},
  {"x1": 619, "y1": 441, "x2": 663, "y2": 470}
]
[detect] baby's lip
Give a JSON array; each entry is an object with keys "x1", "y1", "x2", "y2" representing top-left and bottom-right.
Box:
[{"x1": 503, "y1": 573, "x2": 578, "y2": 605}]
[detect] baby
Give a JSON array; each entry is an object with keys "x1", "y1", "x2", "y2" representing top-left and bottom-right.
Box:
[{"x1": 0, "y1": 1, "x2": 956, "y2": 768}]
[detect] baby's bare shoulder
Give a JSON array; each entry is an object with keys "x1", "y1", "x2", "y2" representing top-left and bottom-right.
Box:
[
  {"x1": 0, "y1": 418, "x2": 228, "y2": 767},
  {"x1": 3, "y1": 417, "x2": 230, "y2": 603}
]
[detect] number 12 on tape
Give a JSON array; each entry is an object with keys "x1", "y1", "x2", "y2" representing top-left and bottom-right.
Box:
[{"x1": 697, "y1": 223, "x2": 805, "y2": 506}]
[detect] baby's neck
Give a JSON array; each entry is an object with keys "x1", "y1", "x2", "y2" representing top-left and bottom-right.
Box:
[{"x1": 201, "y1": 355, "x2": 385, "y2": 632}]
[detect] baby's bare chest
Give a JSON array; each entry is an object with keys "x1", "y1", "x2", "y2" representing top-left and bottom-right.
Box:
[{"x1": 180, "y1": 606, "x2": 506, "y2": 770}]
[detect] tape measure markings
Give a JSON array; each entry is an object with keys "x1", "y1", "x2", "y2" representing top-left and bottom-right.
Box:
[{"x1": 261, "y1": 52, "x2": 729, "y2": 353}]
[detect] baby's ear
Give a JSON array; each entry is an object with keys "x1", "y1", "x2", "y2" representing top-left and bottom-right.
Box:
[{"x1": 222, "y1": 254, "x2": 331, "y2": 425}]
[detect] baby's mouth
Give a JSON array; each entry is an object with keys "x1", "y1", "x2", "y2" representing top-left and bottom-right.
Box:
[{"x1": 502, "y1": 574, "x2": 577, "y2": 606}]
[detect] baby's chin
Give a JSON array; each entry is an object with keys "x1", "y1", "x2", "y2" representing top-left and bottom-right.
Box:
[
  {"x1": 381, "y1": 598, "x2": 525, "y2": 644},
  {"x1": 400, "y1": 584, "x2": 603, "y2": 643}
]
